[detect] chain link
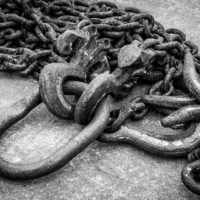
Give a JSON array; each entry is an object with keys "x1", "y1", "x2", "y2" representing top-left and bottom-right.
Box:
[{"x1": 1, "y1": 0, "x2": 200, "y2": 194}]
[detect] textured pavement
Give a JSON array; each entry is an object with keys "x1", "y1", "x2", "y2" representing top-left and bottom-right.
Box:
[{"x1": 0, "y1": 0, "x2": 200, "y2": 200}]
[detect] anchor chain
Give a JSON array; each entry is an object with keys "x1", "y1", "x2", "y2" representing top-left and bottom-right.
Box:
[{"x1": 0, "y1": 0, "x2": 200, "y2": 195}]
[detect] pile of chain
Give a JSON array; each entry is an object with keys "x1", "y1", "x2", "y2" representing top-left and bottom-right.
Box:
[{"x1": 1, "y1": 0, "x2": 200, "y2": 195}]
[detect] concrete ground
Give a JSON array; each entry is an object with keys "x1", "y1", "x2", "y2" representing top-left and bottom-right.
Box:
[{"x1": 0, "y1": 0, "x2": 200, "y2": 199}]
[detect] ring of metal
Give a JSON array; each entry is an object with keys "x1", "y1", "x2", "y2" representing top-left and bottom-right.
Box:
[{"x1": 39, "y1": 63, "x2": 85, "y2": 119}]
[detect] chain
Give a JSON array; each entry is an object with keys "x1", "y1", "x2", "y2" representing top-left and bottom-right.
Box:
[{"x1": 1, "y1": 0, "x2": 200, "y2": 195}]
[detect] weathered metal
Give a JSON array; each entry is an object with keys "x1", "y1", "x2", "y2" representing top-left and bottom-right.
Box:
[{"x1": 0, "y1": 0, "x2": 200, "y2": 195}]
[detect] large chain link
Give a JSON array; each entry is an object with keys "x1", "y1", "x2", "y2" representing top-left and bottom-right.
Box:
[{"x1": 1, "y1": 0, "x2": 200, "y2": 195}]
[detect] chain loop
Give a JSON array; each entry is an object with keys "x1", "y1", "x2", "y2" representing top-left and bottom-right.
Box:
[{"x1": 1, "y1": 0, "x2": 200, "y2": 194}]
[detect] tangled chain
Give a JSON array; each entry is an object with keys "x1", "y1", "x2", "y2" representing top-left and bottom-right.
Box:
[{"x1": 1, "y1": 0, "x2": 200, "y2": 195}]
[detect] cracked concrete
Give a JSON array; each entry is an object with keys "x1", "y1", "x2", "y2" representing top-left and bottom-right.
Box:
[{"x1": 0, "y1": 0, "x2": 200, "y2": 200}]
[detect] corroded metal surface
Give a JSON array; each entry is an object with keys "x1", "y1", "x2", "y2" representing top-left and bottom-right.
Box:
[
  {"x1": 0, "y1": 0, "x2": 200, "y2": 200},
  {"x1": 0, "y1": 74, "x2": 198, "y2": 200}
]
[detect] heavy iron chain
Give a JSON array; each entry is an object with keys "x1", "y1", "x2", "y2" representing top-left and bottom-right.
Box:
[{"x1": 0, "y1": 0, "x2": 200, "y2": 195}]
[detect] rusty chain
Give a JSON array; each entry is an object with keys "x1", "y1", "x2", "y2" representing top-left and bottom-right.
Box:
[{"x1": 0, "y1": 0, "x2": 200, "y2": 195}]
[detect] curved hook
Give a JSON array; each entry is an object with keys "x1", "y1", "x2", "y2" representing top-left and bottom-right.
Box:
[
  {"x1": 182, "y1": 159, "x2": 200, "y2": 195},
  {"x1": 39, "y1": 63, "x2": 85, "y2": 119}
]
